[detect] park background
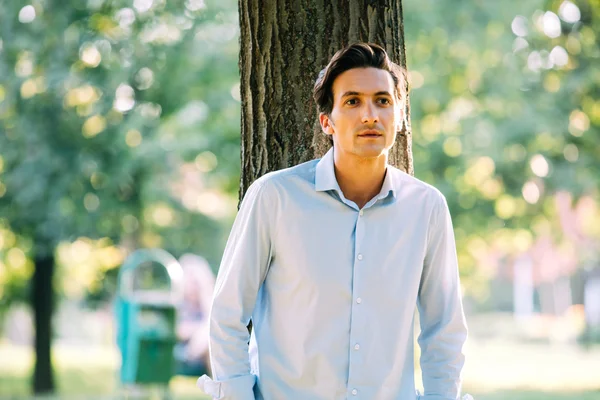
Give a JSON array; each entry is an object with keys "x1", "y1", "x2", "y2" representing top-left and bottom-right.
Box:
[{"x1": 0, "y1": 0, "x2": 599, "y2": 399}]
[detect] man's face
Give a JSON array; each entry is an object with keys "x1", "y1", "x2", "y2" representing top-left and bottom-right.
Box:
[{"x1": 320, "y1": 67, "x2": 402, "y2": 160}]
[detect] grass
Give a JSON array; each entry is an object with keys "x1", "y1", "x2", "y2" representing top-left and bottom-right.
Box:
[
  {"x1": 469, "y1": 391, "x2": 600, "y2": 400},
  {"x1": 2, "y1": 313, "x2": 600, "y2": 400},
  {"x1": 0, "y1": 341, "x2": 207, "y2": 399}
]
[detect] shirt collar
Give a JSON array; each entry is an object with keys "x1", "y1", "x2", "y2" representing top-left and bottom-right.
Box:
[
  {"x1": 314, "y1": 147, "x2": 397, "y2": 200},
  {"x1": 379, "y1": 166, "x2": 397, "y2": 200},
  {"x1": 315, "y1": 147, "x2": 340, "y2": 192}
]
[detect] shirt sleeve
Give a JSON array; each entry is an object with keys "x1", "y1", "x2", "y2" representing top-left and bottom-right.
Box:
[
  {"x1": 197, "y1": 179, "x2": 274, "y2": 400},
  {"x1": 417, "y1": 192, "x2": 468, "y2": 400}
]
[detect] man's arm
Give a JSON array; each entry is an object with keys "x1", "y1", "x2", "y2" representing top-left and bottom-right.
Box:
[
  {"x1": 197, "y1": 180, "x2": 274, "y2": 400},
  {"x1": 417, "y1": 192, "x2": 468, "y2": 400}
]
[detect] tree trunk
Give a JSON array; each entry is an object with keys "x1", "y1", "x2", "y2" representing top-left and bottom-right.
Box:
[
  {"x1": 32, "y1": 255, "x2": 55, "y2": 394},
  {"x1": 239, "y1": 0, "x2": 412, "y2": 198}
]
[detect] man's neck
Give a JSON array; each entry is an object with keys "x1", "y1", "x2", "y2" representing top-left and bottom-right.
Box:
[{"x1": 333, "y1": 149, "x2": 388, "y2": 209}]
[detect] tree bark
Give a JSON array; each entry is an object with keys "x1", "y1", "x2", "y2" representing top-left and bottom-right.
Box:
[
  {"x1": 32, "y1": 255, "x2": 55, "y2": 394},
  {"x1": 239, "y1": 0, "x2": 412, "y2": 198}
]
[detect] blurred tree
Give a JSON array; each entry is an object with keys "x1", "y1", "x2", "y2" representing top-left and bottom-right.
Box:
[
  {"x1": 0, "y1": 0, "x2": 239, "y2": 393},
  {"x1": 238, "y1": 0, "x2": 412, "y2": 196},
  {"x1": 403, "y1": 0, "x2": 599, "y2": 301}
]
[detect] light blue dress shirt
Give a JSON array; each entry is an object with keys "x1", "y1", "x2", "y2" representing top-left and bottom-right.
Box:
[{"x1": 198, "y1": 148, "x2": 468, "y2": 400}]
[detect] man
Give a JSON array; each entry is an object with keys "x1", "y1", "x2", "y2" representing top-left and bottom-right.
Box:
[{"x1": 198, "y1": 43, "x2": 469, "y2": 400}]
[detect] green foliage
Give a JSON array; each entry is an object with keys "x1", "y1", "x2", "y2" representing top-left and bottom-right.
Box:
[
  {"x1": 0, "y1": 0, "x2": 240, "y2": 306},
  {"x1": 1, "y1": 0, "x2": 597, "y2": 309},
  {"x1": 404, "y1": 0, "x2": 599, "y2": 297}
]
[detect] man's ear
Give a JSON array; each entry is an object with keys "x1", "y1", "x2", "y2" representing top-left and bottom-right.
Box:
[{"x1": 319, "y1": 113, "x2": 335, "y2": 135}]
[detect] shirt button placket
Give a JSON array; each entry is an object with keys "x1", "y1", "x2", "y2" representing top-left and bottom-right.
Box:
[{"x1": 349, "y1": 207, "x2": 365, "y2": 397}]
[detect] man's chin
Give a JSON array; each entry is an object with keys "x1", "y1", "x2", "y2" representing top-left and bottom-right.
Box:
[{"x1": 353, "y1": 147, "x2": 388, "y2": 159}]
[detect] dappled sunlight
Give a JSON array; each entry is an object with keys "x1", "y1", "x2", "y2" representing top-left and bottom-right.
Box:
[
  {"x1": 79, "y1": 43, "x2": 102, "y2": 68},
  {"x1": 529, "y1": 154, "x2": 549, "y2": 177},
  {"x1": 113, "y1": 84, "x2": 135, "y2": 113},
  {"x1": 56, "y1": 238, "x2": 125, "y2": 298},
  {"x1": 407, "y1": 0, "x2": 600, "y2": 324},
  {"x1": 18, "y1": 5, "x2": 36, "y2": 24}
]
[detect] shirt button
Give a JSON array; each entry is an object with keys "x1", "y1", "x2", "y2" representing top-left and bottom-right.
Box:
[
  {"x1": 356, "y1": 298, "x2": 362, "y2": 304},
  {"x1": 357, "y1": 254, "x2": 363, "y2": 261},
  {"x1": 359, "y1": 210, "x2": 364, "y2": 216},
  {"x1": 354, "y1": 343, "x2": 360, "y2": 350},
  {"x1": 352, "y1": 389, "x2": 358, "y2": 395}
]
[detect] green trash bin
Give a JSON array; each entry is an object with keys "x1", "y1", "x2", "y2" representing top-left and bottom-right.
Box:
[{"x1": 115, "y1": 248, "x2": 184, "y2": 386}]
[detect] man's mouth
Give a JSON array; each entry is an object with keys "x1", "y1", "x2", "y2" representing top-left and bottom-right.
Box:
[{"x1": 358, "y1": 130, "x2": 383, "y2": 138}]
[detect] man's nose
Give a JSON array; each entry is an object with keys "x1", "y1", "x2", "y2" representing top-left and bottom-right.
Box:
[{"x1": 361, "y1": 101, "x2": 379, "y2": 124}]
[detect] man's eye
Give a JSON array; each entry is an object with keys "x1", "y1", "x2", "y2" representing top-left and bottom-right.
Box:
[
  {"x1": 345, "y1": 99, "x2": 358, "y2": 105},
  {"x1": 377, "y1": 98, "x2": 391, "y2": 105}
]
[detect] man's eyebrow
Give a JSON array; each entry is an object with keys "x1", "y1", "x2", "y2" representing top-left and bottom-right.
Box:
[
  {"x1": 341, "y1": 91, "x2": 360, "y2": 98},
  {"x1": 340, "y1": 91, "x2": 393, "y2": 98}
]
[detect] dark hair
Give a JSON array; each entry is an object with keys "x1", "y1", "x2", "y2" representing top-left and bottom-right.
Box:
[{"x1": 313, "y1": 42, "x2": 406, "y2": 116}]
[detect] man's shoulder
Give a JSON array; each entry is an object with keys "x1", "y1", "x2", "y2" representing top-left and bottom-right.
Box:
[
  {"x1": 387, "y1": 166, "x2": 446, "y2": 203},
  {"x1": 249, "y1": 158, "x2": 319, "y2": 194}
]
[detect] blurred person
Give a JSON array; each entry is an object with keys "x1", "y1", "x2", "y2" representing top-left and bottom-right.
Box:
[
  {"x1": 198, "y1": 43, "x2": 469, "y2": 400},
  {"x1": 174, "y1": 253, "x2": 215, "y2": 376}
]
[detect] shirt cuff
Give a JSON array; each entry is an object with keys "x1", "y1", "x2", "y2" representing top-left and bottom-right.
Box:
[{"x1": 197, "y1": 374, "x2": 256, "y2": 400}]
